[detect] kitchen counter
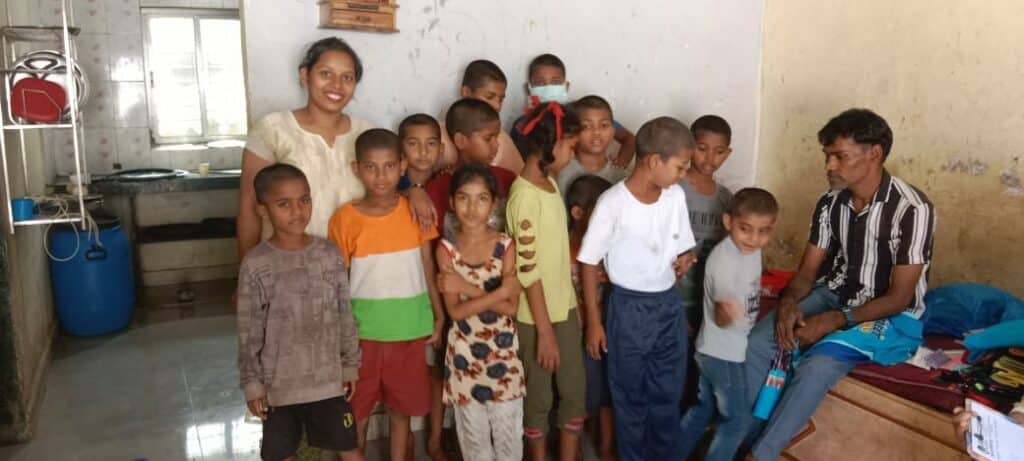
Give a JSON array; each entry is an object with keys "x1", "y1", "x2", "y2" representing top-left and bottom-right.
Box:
[
  {"x1": 61, "y1": 169, "x2": 243, "y2": 288},
  {"x1": 82, "y1": 170, "x2": 240, "y2": 196}
]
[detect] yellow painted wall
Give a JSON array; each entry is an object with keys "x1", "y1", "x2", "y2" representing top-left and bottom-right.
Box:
[{"x1": 758, "y1": 1, "x2": 1024, "y2": 296}]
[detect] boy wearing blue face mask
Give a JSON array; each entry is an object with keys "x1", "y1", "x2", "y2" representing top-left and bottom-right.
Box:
[{"x1": 511, "y1": 54, "x2": 636, "y2": 168}]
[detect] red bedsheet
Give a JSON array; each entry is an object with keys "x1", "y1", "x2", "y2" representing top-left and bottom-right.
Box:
[{"x1": 848, "y1": 335, "x2": 965, "y2": 413}]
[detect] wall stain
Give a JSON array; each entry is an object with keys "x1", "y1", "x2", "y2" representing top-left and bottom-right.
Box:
[
  {"x1": 759, "y1": 0, "x2": 1024, "y2": 297},
  {"x1": 999, "y1": 157, "x2": 1024, "y2": 196},
  {"x1": 942, "y1": 156, "x2": 988, "y2": 176}
]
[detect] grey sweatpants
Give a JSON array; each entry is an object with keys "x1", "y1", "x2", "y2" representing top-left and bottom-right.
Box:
[{"x1": 452, "y1": 398, "x2": 523, "y2": 461}]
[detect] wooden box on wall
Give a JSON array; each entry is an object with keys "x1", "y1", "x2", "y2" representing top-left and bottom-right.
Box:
[{"x1": 319, "y1": 1, "x2": 399, "y2": 33}]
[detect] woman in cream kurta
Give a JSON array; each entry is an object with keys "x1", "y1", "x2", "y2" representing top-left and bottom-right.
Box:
[
  {"x1": 237, "y1": 37, "x2": 373, "y2": 259},
  {"x1": 244, "y1": 111, "x2": 372, "y2": 239}
]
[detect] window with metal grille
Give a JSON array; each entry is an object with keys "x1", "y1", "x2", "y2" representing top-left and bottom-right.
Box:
[{"x1": 142, "y1": 9, "x2": 246, "y2": 144}]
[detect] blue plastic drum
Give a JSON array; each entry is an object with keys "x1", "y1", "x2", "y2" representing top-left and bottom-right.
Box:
[{"x1": 48, "y1": 216, "x2": 135, "y2": 335}]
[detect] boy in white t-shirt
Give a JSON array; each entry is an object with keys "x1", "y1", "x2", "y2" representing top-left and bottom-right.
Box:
[
  {"x1": 678, "y1": 188, "x2": 779, "y2": 461},
  {"x1": 577, "y1": 116, "x2": 697, "y2": 461}
]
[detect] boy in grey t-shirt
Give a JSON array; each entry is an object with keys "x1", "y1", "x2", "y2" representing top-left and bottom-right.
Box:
[
  {"x1": 678, "y1": 180, "x2": 732, "y2": 326},
  {"x1": 679, "y1": 188, "x2": 779, "y2": 461},
  {"x1": 557, "y1": 95, "x2": 631, "y2": 196},
  {"x1": 678, "y1": 115, "x2": 735, "y2": 334}
]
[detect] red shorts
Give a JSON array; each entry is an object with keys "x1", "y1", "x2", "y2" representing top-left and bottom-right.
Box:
[{"x1": 350, "y1": 338, "x2": 431, "y2": 421}]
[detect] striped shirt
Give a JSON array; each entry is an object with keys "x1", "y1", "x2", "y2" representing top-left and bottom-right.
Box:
[
  {"x1": 808, "y1": 171, "x2": 935, "y2": 318},
  {"x1": 328, "y1": 196, "x2": 438, "y2": 341}
]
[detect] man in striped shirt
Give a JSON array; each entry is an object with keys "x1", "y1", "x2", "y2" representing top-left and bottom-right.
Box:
[{"x1": 744, "y1": 109, "x2": 935, "y2": 461}]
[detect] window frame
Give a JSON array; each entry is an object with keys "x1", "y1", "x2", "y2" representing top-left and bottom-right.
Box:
[{"x1": 141, "y1": 7, "x2": 246, "y2": 145}]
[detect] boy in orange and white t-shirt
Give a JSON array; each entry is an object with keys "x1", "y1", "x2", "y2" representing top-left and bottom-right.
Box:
[{"x1": 328, "y1": 128, "x2": 444, "y2": 460}]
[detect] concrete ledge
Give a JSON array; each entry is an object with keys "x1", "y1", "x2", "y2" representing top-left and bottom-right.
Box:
[
  {"x1": 138, "y1": 238, "x2": 239, "y2": 273},
  {"x1": 141, "y1": 265, "x2": 240, "y2": 287}
]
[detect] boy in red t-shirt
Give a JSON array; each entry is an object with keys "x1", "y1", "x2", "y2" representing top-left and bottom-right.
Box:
[{"x1": 426, "y1": 98, "x2": 516, "y2": 240}]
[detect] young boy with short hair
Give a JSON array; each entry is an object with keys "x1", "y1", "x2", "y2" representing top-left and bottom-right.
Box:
[
  {"x1": 511, "y1": 54, "x2": 635, "y2": 167},
  {"x1": 398, "y1": 113, "x2": 444, "y2": 192},
  {"x1": 678, "y1": 115, "x2": 736, "y2": 333},
  {"x1": 677, "y1": 115, "x2": 735, "y2": 406},
  {"x1": 237, "y1": 164, "x2": 363, "y2": 461},
  {"x1": 396, "y1": 113, "x2": 451, "y2": 460},
  {"x1": 396, "y1": 114, "x2": 451, "y2": 461},
  {"x1": 557, "y1": 95, "x2": 630, "y2": 195},
  {"x1": 439, "y1": 59, "x2": 523, "y2": 173},
  {"x1": 678, "y1": 188, "x2": 778, "y2": 461},
  {"x1": 328, "y1": 128, "x2": 444, "y2": 461},
  {"x1": 426, "y1": 98, "x2": 517, "y2": 239},
  {"x1": 577, "y1": 117, "x2": 698, "y2": 461}
]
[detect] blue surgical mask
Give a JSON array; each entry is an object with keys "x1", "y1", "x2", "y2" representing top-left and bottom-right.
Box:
[{"x1": 529, "y1": 84, "x2": 569, "y2": 104}]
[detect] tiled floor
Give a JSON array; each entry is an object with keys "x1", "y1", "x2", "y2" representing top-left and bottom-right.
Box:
[
  {"x1": 0, "y1": 315, "x2": 259, "y2": 461},
  {"x1": 0, "y1": 308, "x2": 605, "y2": 460}
]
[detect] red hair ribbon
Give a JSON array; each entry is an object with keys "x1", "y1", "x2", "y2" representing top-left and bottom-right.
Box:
[{"x1": 520, "y1": 100, "x2": 565, "y2": 140}]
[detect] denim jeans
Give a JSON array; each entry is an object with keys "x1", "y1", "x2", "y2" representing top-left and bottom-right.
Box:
[
  {"x1": 679, "y1": 353, "x2": 752, "y2": 461},
  {"x1": 744, "y1": 285, "x2": 856, "y2": 460}
]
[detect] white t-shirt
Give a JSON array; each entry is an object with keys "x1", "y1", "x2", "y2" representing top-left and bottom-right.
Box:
[
  {"x1": 695, "y1": 236, "x2": 762, "y2": 362},
  {"x1": 577, "y1": 182, "x2": 696, "y2": 292}
]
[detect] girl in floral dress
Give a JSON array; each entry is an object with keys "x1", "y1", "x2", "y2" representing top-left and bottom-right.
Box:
[{"x1": 435, "y1": 164, "x2": 525, "y2": 461}]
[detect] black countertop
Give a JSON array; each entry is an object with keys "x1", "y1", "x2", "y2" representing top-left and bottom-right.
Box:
[{"x1": 83, "y1": 171, "x2": 241, "y2": 196}]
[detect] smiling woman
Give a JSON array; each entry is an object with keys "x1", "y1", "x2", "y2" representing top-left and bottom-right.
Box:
[{"x1": 236, "y1": 37, "x2": 375, "y2": 259}]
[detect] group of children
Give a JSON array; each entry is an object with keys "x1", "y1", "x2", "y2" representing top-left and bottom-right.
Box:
[{"x1": 237, "y1": 49, "x2": 782, "y2": 461}]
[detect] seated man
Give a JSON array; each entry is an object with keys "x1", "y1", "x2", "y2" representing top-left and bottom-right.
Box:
[{"x1": 745, "y1": 108, "x2": 936, "y2": 460}]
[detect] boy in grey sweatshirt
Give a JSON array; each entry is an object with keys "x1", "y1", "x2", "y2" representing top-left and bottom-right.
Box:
[{"x1": 237, "y1": 164, "x2": 363, "y2": 461}]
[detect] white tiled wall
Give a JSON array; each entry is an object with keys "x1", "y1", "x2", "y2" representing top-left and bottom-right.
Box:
[{"x1": 33, "y1": 0, "x2": 242, "y2": 178}]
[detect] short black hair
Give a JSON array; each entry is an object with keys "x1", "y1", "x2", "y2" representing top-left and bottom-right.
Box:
[
  {"x1": 728, "y1": 187, "x2": 779, "y2": 218},
  {"x1": 462, "y1": 59, "x2": 507, "y2": 90},
  {"x1": 445, "y1": 98, "x2": 500, "y2": 139},
  {"x1": 398, "y1": 113, "x2": 441, "y2": 142},
  {"x1": 635, "y1": 116, "x2": 695, "y2": 160},
  {"x1": 691, "y1": 114, "x2": 732, "y2": 144},
  {"x1": 448, "y1": 163, "x2": 497, "y2": 200},
  {"x1": 572, "y1": 95, "x2": 614, "y2": 120},
  {"x1": 355, "y1": 128, "x2": 400, "y2": 162},
  {"x1": 528, "y1": 53, "x2": 566, "y2": 80},
  {"x1": 817, "y1": 108, "x2": 893, "y2": 160},
  {"x1": 299, "y1": 37, "x2": 363, "y2": 82},
  {"x1": 253, "y1": 164, "x2": 309, "y2": 204},
  {"x1": 519, "y1": 102, "x2": 581, "y2": 170},
  {"x1": 565, "y1": 174, "x2": 612, "y2": 226}
]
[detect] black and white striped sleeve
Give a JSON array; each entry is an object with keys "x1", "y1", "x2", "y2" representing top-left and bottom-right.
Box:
[
  {"x1": 895, "y1": 202, "x2": 935, "y2": 265},
  {"x1": 807, "y1": 193, "x2": 833, "y2": 249}
]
